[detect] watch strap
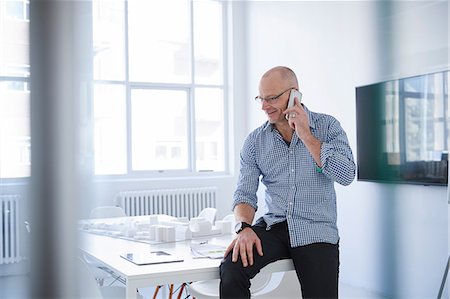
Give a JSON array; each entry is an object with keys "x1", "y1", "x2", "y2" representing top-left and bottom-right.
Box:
[{"x1": 236, "y1": 221, "x2": 252, "y2": 234}]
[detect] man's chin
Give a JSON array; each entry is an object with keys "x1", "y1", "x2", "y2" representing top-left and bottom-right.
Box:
[{"x1": 267, "y1": 116, "x2": 284, "y2": 124}]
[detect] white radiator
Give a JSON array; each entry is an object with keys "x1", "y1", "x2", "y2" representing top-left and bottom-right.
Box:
[
  {"x1": 0, "y1": 195, "x2": 21, "y2": 265},
  {"x1": 116, "y1": 187, "x2": 217, "y2": 218}
]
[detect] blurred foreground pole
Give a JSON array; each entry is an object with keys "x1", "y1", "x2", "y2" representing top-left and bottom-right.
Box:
[{"x1": 29, "y1": 1, "x2": 92, "y2": 298}]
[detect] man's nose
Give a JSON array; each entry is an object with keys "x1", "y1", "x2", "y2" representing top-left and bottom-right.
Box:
[{"x1": 261, "y1": 100, "x2": 271, "y2": 110}]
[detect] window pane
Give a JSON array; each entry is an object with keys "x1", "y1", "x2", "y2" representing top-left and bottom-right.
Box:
[
  {"x1": 128, "y1": 0, "x2": 191, "y2": 83},
  {"x1": 6, "y1": 1, "x2": 25, "y2": 20},
  {"x1": 0, "y1": 81, "x2": 30, "y2": 178},
  {"x1": 92, "y1": 0, "x2": 125, "y2": 80},
  {"x1": 94, "y1": 83, "x2": 127, "y2": 175},
  {"x1": 131, "y1": 89, "x2": 189, "y2": 170},
  {"x1": 447, "y1": 72, "x2": 450, "y2": 150},
  {"x1": 0, "y1": 5, "x2": 29, "y2": 77},
  {"x1": 195, "y1": 88, "x2": 225, "y2": 171},
  {"x1": 193, "y1": 1, "x2": 223, "y2": 85},
  {"x1": 403, "y1": 73, "x2": 447, "y2": 162}
]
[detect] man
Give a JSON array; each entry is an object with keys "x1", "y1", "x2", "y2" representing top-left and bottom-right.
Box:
[{"x1": 220, "y1": 66, "x2": 355, "y2": 298}]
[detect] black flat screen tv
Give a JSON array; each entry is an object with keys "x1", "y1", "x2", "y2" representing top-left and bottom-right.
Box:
[{"x1": 356, "y1": 70, "x2": 449, "y2": 186}]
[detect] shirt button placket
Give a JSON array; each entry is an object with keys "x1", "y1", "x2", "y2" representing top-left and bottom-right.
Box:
[{"x1": 288, "y1": 148, "x2": 295, "y2": 220}]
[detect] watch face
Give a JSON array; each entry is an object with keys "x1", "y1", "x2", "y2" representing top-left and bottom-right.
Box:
[
  {"x1": 234, "y1": 222, "x2": 242, "y2": 233},
  {"x1": 235, "y1": 221, "x2": 251, "y2": 233}
]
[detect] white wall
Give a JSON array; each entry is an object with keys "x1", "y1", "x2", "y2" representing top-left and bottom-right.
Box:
[{"x1": 244, "y1": 1, "x2": 448, "y2": 298}]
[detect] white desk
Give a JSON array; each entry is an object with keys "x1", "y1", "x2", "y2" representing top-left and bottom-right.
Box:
[{"x1": 79, "y1": 231, "x2": 295, "y2": 299}]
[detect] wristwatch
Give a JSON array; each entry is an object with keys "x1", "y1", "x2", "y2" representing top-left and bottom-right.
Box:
[{"x1": 234, "y1": 221, "x2": 252, "y2": 234}]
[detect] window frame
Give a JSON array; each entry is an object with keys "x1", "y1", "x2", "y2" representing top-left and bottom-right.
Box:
[
  {"x1": 5, "y1": 0, "x2": 30, "y2": 22},
  {"x1": 0, "y1": 74, "x2": 31, "y2": 181},
  {"x1": 92, "y1": 0, "x2": 230, "y2": 179},
  {"x1": 5, "y1": 64, "x2": 30, "y2": 92}
]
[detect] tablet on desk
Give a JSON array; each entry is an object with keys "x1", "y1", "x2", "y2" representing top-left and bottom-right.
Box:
[{"x1": 120, "y1": 250, "x2": 184, "y2": 265}]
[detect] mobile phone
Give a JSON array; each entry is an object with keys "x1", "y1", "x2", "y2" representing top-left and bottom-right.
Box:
[{"x1": 286, "y1": 89, "x2": 302, "y2": 120}]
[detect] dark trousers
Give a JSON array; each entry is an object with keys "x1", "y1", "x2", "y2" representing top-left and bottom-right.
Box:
[{"x1": 219, "y1": 221, "x2": 339, "y2": 299}]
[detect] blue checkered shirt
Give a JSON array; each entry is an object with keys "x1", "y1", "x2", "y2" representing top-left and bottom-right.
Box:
[{"x1": 232, "y1": 105, "x2": 356, "y2": 247}]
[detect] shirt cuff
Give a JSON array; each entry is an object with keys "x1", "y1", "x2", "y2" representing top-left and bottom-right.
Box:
[
  {"x1": 319, "y1": 142, "x2": 334, "y2": 171},
  {"x1": 232, "y1": 197, "x2": 258, "y2": 212}
]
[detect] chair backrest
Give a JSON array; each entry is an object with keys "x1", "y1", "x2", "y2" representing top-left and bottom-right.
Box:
[
  {"x1": 187, "y1": 260, "x2": 297, "y2": 299},
  {"x1": 90, "y1": 206, "x2": 126, "y2": 219},
  {"x1": 187, "y1": 271, "x2": 273, "y2": 299},
  {"x1": 248, "y1": 259, "x2": 292, "y2": 293},
  {"x1": 252, "y1": 271, "x2": 301, "y2": 297},
  {"x1": 249, "y1": 272, "x2": 273, "y2": 293},
  {"x1": 253, "y1": 259, "x2": 301, "y2": 298},
  {"x1": 77, "y1": 257, "x2": 103, "y2": 298},
  {"x1": 197, "y1": 208, "x2": 217, "y2": 224}
]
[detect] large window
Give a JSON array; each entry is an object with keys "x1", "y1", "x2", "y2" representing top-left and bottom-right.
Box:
[
  {"x1": 93, "y1": 0, "x2": 228, "y2": 176},
  {"x1": 0, "y1": 1, "x2": 30, "y2": 179},
  {"x1": 0, "y1": 0, "x2": 228, "y2": 180}
]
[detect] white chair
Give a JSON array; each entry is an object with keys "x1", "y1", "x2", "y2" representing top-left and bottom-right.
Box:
[
  {"x1": 77, "y1": 257, "x2": 144, "y2": 299},
  {"x1": 86, "y1": 206, "x2": 127, "y2": 286},
  {"x1": 187, "y1": 259, "x2": 302, "y2": 299},
  {"x1": 197, "y1": 207, "x2": 217, "y2": 224}
]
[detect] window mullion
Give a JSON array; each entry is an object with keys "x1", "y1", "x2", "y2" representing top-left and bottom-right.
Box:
[
  {"x1": 189, "y1": 0, "x2": 196, "y2": 172},
  {"x1": 188, "y1": 88, "x2": 196, "y2": 172},
  {"x1": 222, "y1": 1, "x2": 230, "y2": 174},
  {"x1": 443, "y1": 73, "x2": 448, "y2": 151},
  {"x1": 124, "y1": 0, "x2": 132, "y2": 175}
]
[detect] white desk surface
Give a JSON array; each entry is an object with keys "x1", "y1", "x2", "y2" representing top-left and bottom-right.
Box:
[{"x1": 79, "y1": 228, "x2": 295, "y2": 298}]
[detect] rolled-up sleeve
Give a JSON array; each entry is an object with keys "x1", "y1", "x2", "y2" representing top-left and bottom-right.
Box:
[
  {"x1": 232, "y1": 133, "x2": 261, "y2": 211},
  {"x1": 320, "y1": 118, "x2": 356, "y2": 186}
]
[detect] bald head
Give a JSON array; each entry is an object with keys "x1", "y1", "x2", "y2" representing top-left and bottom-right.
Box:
[{"x1": 260, "y1": 66, "x2": 298, "y2": 89}]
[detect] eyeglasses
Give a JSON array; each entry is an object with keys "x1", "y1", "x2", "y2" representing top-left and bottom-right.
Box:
[{"x1": 254, "y1": 87, "x2": 295, "y2": 104}]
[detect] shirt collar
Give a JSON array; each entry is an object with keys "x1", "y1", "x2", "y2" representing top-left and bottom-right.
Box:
[{"x1": 304, "y1": 104, "x2": 316, "y2": 129}]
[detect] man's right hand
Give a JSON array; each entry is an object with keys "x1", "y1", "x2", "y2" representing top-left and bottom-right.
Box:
[{"x1": 224, "y1": 227, "x2": 263, "y2": 267}]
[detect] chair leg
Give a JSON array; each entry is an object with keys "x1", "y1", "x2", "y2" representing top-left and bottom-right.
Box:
[
  {"x1": 168, "y1": 284, "x2": 174, "y2": 299},
  {"x1": 153, "y1": 285, "x2": 162, "y2": 299},
  {"x1": 153, "y1": 283, "x2": 186, "y2": 299},
  {"x1": 176, "y1": 283, "x2": 187, "y2": 299}
]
